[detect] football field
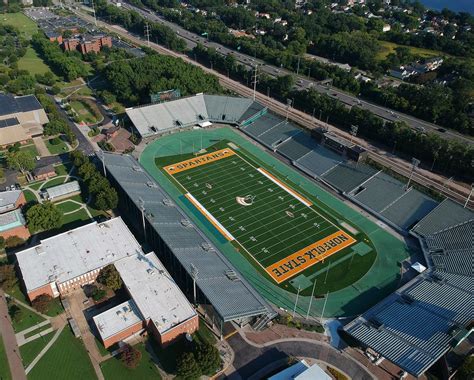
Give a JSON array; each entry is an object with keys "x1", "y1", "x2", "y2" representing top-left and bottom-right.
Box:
[{"x1": 163, "y1": 146, "x2": 357, "y2": 284}]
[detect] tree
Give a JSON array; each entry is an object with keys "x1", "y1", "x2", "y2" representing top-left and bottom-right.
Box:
[
  {"x1": 96, "y1": 264, "x2": 122, "y2": 291},
  {"x1": 95, "y1": 187, "x2": 118, "y2": 211},
  {"x1": 26, "y1": 202, "x2": 62, "y2": 232},
  {"x1": 0, "y1": 236, "x2": 4, "y2": 250},
  {"x1": 455, "y1": 356, "x2": 474, "y2": 379},
  {"x1": 176, "y1": 352, "x2": 201, "y2": 380},
  {"x1": 6, "y1": 150, "x2": 35, "y2": 173},
  {"x1": 32, "y1": 294, "x2": 53, "y2": 314},
  {"x1": 91, "y1": 286, "x2": 106, "y2": 301},
  {"x1": 0, "y1": 265, "x2": 17, "y2": 290},
  {"x1": 195, "y1": 342, "x2": 221, "y2": 375},
  {"x1": 8, "y1": 304, "x2": 22, "y2": 323}
]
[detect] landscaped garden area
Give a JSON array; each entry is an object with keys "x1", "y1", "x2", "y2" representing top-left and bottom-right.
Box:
[{"x1": 45, "y1": 137, "x2": 68, "y2": 155}]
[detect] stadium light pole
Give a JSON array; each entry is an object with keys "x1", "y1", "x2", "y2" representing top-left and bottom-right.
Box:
[
  {"x1": 190, "y1": 264, "x2": 198, "y2": 304},
  {"x1": 324, "y1": 260, "x2": 331, "y2": 284},
  {"x1": 252, "y1": 64, "x2": 258, "y2": 101},
  {"x1": 292, "y1": 286, "x2": 301, "y2": 318},
  {"x1": 305, "y1": 280, "x2": 317, "y2": 320},
  {"x1": 406, "y1": 157, "x2": 420, "y2": 190},
  {"x1": 320, "y1": 291, "x2": 329, "y2": 324},
  {"x1": 464, "y1": 183, "x2": 474, "y2": 208},
  {"x1": 286, "y1": 99, "x2": 292, "y2": 122},
  {"x1": 138, "y1": 197, "x2": 146, "y2": 240}
]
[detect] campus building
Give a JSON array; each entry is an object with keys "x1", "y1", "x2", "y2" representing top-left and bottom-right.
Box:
[
  {"x1": 15, "y1": 218, "x2": 142, "y2": 301},
  {"x1": 0, "y1": 190, "x2": 30, "y2": 241},
  {"x1": 0, "y1": 94, "x2": 48, "y2": 147},
  {"x1": 63, "y1": 35, "x2": 112, "y2": 54},
  {"x1": 94, "y1": 252, "x2": 198, "y2": 348}
]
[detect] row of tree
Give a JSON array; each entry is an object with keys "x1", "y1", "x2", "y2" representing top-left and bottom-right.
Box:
[
  {"x1": 193, "y1": 44, "x2": 474, "y2": 181},
  {"x1": 70, "y1": 151, "x2": 118, "y2": 211},
  {"x1": 102, "y1": 53, "x2": 221, "y2": 105}
]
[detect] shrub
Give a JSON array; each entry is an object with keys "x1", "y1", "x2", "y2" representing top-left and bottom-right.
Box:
[
  {"x1": 177, "y1": 352, "x2": 201, "y2": 380},
  {"x1": 0, "y1": 264, "x2": 17, "y2": 290},
  {"x1": 5, "y1": 236, "x2": 25, "y2": 248},
  {"x1": 8, "y1": 304, "x2": 22, "y2": 322},
  {"x1": 32, "y1": 294, "x2": 53, "y2": 314},
  {"x1": 49, "y1": 137, "x2": 61, "y2": 145},
  {"x1": 91, "y1": 286, "x2": 106, "y2": 301}
]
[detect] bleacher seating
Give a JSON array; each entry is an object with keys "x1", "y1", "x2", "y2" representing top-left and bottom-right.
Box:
[
  {"x1": 321, "y1": 162, "x2": 378, "y2": 193},
  {"x1": 380, "y1": 188, "x2": 439, "y2": 230},
  {"x1": 276, "y1": 132, "x2": 317, "y2": 161},
  {"x1": 295, "y1": 144, "x2": 344, "y2": 177},
  {"x1": 241, "y1": 113, "x2": 284, "y2": 137},
  {"x1": 257, "y1": 121, "x2": 300, "y2": 149}
]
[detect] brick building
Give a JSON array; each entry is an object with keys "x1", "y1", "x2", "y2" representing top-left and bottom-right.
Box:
[
  {"x1": 63, "y1": 35, "x2": 112, "y2": 54},
  {"x1": 94, "y1": 253, "x2": 198, "y2": 348}
]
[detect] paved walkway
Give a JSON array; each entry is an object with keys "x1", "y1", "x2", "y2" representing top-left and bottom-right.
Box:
[
  {"x1": 15, "y1": 320, "x2": 52, "y2": 346},
  {"x1": 33, "y1": 137, "x2": 50, "y2": 157},
  {"x1": 25, "y1": 324, "x2": 66, "y2": 375},
  {"x1": 0, "y1": 289, "x2": 27, "y2": 380},
  {"x1": 65, "y1": 292, "x2": 104, "y2": 380}
]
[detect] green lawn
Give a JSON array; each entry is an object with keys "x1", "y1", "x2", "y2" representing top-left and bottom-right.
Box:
[
  {"x1": 28, "y1": 327, "x2": 97, "y2": 380},
  {"x1": 100, "y1": 343, "x2": 162, "y2": 380},
  {"x1": 45, "y1": 138, "x2": 68, "y2": 155},
  {"x1": 376, "y1": 40, "x2": 441, "y2": 61},
  {"x1": 23, "y1": 189, "x2": 38, "y2": 203},
  {"x1": 0, "y1": 335, "x2": 12, "y2": 380},
  {"x1": 19, "y1": 331, "x2": 55, "y2": 369},
  {"x1": 18, "y1": 47, "x2": 50, "y2": 75},
  {"x1": 61, "y1": 208, "x2": 91, "y2": 226},
  {"x1": 0, "y1": 13, "x2": 38, "y2": 39},
  {"x1": 70, "y1": 99, "x2": 100, "y2": 124},
  {"x1": 19, "y1": 144, "x2": 39, "y2": 158},
  {"x1": 53, "y1": 163, "x2": 73, "y2": 176},
  {"x1": 8, "y1": 302, "x2": 45, "y2": 333},
  {"x1": 6, "y1": 282, "x2": 28, "y2": 304},
  {"x1": 40, "y1": 177, "x2": 67, "y2": 190},
  {"x1": 41, "y1": 297, "x2": 64, "y2": 317},
  {"x1": 56, "y1": 199, "x2": 82, "y2": 213}
]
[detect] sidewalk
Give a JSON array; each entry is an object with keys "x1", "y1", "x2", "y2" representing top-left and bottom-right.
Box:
[{"x1": 0, "y1": 289, "x2": 27, "y2": 380}]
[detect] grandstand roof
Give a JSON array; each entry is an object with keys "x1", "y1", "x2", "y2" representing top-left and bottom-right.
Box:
[
  {"x1": 380, "y1": 188, "x2": 439, "y2": 231},
  {"x1": 114, "y1": 252, "x2": 197, "y2": 334},
  {"x1": 16, "y1": 218, "x2": 143, "y2": 292},
  {"x1": 101, "y1": 152, "x2": 273, "y2": 322},
  {"x1": 411, "y1": 199, "x2": 474, "y2": 238},
  {"x1": 344, "y1": 270, "x2": 472, "y2": 377},
  {"x1": 321, "y1": 162, "x2": 378, "y2": 193}
]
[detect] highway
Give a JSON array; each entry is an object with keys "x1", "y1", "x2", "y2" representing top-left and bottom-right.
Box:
[
  {"x1": 118, "y1": 1, "x2": 473, "y2": 145},
  {"x1": 69, "y1": 7, "x2": 473, "y2": 206}
]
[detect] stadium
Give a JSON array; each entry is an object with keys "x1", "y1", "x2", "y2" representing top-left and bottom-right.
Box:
[{"x1": 100, "y1": 93, "x2": 472, "y2": 376}]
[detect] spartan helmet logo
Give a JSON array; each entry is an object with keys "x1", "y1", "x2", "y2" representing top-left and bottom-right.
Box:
[{"x1": 236, "y1": 194, "x2": 256, "y2": 206}]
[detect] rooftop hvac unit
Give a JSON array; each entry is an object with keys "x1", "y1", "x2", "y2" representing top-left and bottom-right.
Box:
[
  {"x1": 201, "y1": 242, "x2": 213, "y2": 252},
  {"x1": 181, "y1": 219, "x2": 191, "y2": 227},
  {"x1": 146, "y1": 181, "x2": 157, "y2": 188},
  {"x1": 132, "y1": 165, "x2": 143, "y2": 172},
  {"x1": 162, "y1": 198, "x2": 173, "y2": 206},
  {"x1": 225, "y1": 269, "x2": 239, "y2": 281}
]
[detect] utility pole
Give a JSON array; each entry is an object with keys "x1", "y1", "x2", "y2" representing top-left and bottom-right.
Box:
[
  {"x1": 406, "y1": 157, "x2": 420, "y2": 190},
  {"x1": 251, "y1": 65, "x2": 258, "y2": 101},
  {"x1": 464, "y1": 183, "x2": 474, "y2": 208},
  {"x1": 90, "y1": 0, "x2": 97, "y2": 27},
  {"x1": 144, "y1": 23, "x2": 151, "y2": 47}
]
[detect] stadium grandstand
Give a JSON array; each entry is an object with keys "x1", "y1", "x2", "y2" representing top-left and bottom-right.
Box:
[
  {"x1": 100, "y1": 152, "x2": 276, "y2": 336},
  {"x1": 344, "y1": 211, "x2": 473, "y2": 378}
]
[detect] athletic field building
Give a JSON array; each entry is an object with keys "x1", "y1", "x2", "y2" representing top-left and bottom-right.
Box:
[
  {"x1": 0, "y1": 93, "x2": 48, "y2": 148},
  {"x1": 101, "y1": 152, "x2": 276, "y2": 336},
  {"x1": 344, "y1": 200, "x2": 473, "y2": 378}
]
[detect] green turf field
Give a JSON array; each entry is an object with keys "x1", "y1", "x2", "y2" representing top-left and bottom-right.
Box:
[
  {"x1": 143, "y1": 127, "x2": 410, "y2": 317},
  {"x1": 160, "y1": 143, "x2": 357, "y2": 284}
]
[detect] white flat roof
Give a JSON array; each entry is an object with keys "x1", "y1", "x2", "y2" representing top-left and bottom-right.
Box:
[
  {"x1": 114, "y1": 252, "x2": 196, "y2": 334},
  {"x1": 93, "y1": 300, "x2": 143, "y2": 341},
  {"x1": 16, "y1": 218, "x2": 144, "y2": 292}
]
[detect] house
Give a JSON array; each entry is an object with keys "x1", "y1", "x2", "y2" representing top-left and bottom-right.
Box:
[
  {"x1": 33, "y1": 165, "x2": 56, "y2": 181},
  {"x1": 389, "y1": 66, "x2": 416, "y2": 80},
  {"x1": 0, "y1": 94, "x2": 49, "y2": 148}
]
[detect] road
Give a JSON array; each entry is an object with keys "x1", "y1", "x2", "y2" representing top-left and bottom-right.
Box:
[
  {"x1": 69, "y1": 8, "x2": 473, "y2": 207},
  {"x1": 118, "y1": 0, "x2": 473, "y2": 145}
]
